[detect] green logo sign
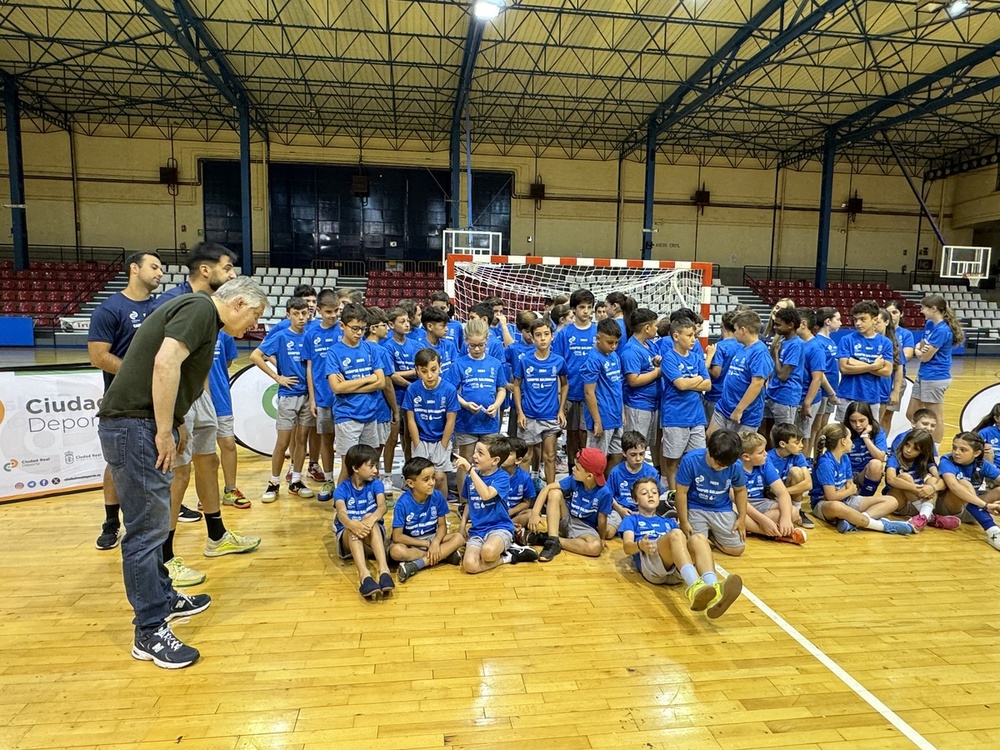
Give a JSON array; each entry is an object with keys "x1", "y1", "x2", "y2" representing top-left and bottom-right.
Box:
[{"x1": 262, "y1": 384, "x2": 279, "y2": 419}]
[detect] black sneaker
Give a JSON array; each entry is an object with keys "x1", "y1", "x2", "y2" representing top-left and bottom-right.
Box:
[
  {"x1": 445, "y1": 550, "x2": 464, "y2": 565},
  {"x1": 359, "y1": 576, "x2": 382, "y2": 600},
  {"x1": 539, "y1": 536, "x2": 561, "y2": 562},
  {"x1": 165, "y1": 592, "x2": 212, "y2": 622},
  {"x1": 396, "y1": 561, "x2": 418, "y2": 583},
  {"x1": 508, "y1": 544, "x2": 539, "y2": 564},
  {"x1": 799, "y1": 513, "x2": 815, "y2": 529},
  {"x1": 178, "y1": 505, "x2": 202, "y2": 523},
  {"x1": 95, "y1": 521, "x2": 123, "y2": 550},
  {"x1": 132, "y1": 624, "x2": 200, "y2": 669},
  {"x1": 378, "y1": 572, "x2": 395, "y2": 595},
  {"x1": 526, "y1": 530, "x2": 548, "y2": 546}
]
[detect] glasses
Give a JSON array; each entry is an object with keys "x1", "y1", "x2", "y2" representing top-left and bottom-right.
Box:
[
  {"x1": 467, "y1": 342, "x2": 486, "y2": 349},
  {"x1": 345, "y1": 324, "x2": 366, "y2": 333}
]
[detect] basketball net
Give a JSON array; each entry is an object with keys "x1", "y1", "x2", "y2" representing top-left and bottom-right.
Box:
[{"x1": 963, "y1": 272, "x2": 984, "y2": 288}]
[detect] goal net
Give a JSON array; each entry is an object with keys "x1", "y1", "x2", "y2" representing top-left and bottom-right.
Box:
[{"x1": 445, "y1": 255, "x2": 713, "y2": 322}]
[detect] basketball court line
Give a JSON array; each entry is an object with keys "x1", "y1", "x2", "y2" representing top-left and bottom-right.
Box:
[{"x1": 718, "y1": 566, "x2": 937, "y2": 750}]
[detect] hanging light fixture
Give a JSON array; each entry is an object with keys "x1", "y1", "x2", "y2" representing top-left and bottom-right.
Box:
[{"x1": 473, "y1": 0, "x2": 504, "y2": 20}]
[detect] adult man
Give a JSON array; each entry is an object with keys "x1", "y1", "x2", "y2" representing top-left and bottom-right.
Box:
[
  {"x1": 88, "y1": 251, "x2": 163, "y2": 550},
  {"x1": 98, "y1": 276, "x2": 267, "y2": 668}
]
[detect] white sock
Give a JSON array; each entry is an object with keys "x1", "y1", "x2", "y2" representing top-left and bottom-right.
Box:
[
  {"x1": 291, "y1": 472, "x2": 301, "y2": 483},
  {"x1": 269, "y1": 475, "x2": 280, "y2": 484},
  {"x1": 863, "y1": 513, "x2": 885, "y2": 532},
  {"x1": 325, "y1": 471, "x2": 333, "y2": 481},
  {"x1": 917, "y1": 502, "x2": 934, "y2": 520}
]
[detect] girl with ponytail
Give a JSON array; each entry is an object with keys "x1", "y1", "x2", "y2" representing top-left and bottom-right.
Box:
[{"x1": 907, "y1": 295, "x2": 962, "y2": 443}]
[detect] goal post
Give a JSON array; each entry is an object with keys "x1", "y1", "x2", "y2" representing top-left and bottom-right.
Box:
[{"x1": 444, "y1": 254, "x2": 713, "y2": 324}]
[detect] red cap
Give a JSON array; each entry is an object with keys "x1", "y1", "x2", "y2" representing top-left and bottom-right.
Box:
[{"x1": 576, "y1": 448, "x2": 607, "y2": 486}]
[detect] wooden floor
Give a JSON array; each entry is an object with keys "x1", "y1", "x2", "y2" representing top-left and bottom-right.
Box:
[{"x1": 3, "y1": 356, "x2": 1000, "y2": 749}]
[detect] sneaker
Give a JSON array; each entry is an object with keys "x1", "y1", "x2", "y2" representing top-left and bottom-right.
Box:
[
  {"x1": 513, "y1": 526, "x2": 526, "y2": 545},
  {"x1": 397, "y1": 561, "x2": 418, "y2": 583},
  {"x1": 707, "y1": 574, "x2": 743, "y2": 620},
  {"x1": 556, "y1": 458, "x2": 569, "y2": 474},
  {"x1": 262, "y1": 482, "x2": 280, "y2": 503},
  {"x1": 908, "y1": 514, "x2": 928, "y2": 532},
  {"x1": 359, "y1": 576, "x2": 382, "y2": 600},
  {"x1": 533, "y1": 477, "x2": 546, "y2": 494},
  {"x1": 164, "y1": 556, "x2": 206, "y2": 587},
  {"x1": 95, "y1": 521, "x2": 123, "y2": 550},
  {"x1": 931, "y1": 514, "x2": 961, "y2": 530},
  {"x1": 882, "y1": 519, "x2": 915, "y2": 535},
  {"x1": 288, "y1": 480, "x2": 314, "y2": 498},
  {"x1": 686, "y1": 580, "x2": 715, "y2": 612},
  {"x1": 798, "y1": 513, "x2": 815, "y2": 529},
  {"x1": 987, "y1": 527, "x2": 1000, "y2": 552},
  {"x1": 132, "y1": 624, "x2": 199, "y2": 669},
  {"x1": 317, "y1": 481, "x2": 334, "y2": 502},
  {"x1": 526, "y1": 530, "x2": 548, "y2": 546},
  {"x1": 285, "y1": 470, "x2": 292, "y2": 483},
  {"x1": 836, "y1": 519, "x2": 859, "y2": 534},
  {"x1": 178, "y1": 505, "x2": 202, "y2": 523},
  {"x1": 539, "y1": 536, "x2": 561, "y2": 562},
  {"x1": 165, "y1": 592, "x2": 212, "y2": 622},
  {"x1": 222, "y1": 487, "x2": 251, "y2": 509},
  {"x1": 378, "y1": 572, "x2": 395, "y2": 595},
  {"x1": 308, "y1": 463, "x2": 325, "y2": 483},
  {"x1": 446, "y1": 550, "x2": 464, "y2": 565},
  {"x1": 775, "y1": 528, "x2": 808, "y2": 545},
  {"x1": 204, "y1": 529, "x2": 262, "y2": 557},
  {"x1": 508, "y1": 543, "x2": 540, "y2": 564}
]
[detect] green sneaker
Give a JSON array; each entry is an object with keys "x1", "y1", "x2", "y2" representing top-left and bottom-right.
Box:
[
  {"x1": 203, "y1": 529, "x2": 261, "y2": 557},
  {"x1": 686, "y1": 580, "x2": 715, "y2": 612},
  {"x1": 222, "y1": 487, "x2": 251, "y2": 509},
  {"x1": 318, "y1": 481, "x2": 334, "y2": 502},
  {"x1": 707, "y1": 575, "x2": 743, "y2": 620},
  {"x1": 164, "y1": 556, "x2": 206, "y2": 587}
]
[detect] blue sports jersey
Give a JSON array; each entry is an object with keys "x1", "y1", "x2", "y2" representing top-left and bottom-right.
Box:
[
  {"x1": 88, "y1": 291, "x2": 159, "y2": 391},
  {"x1": 847, "y1": 430, "x2": 887, "y2": 474},
  {"x1": 258, "y1": 326, "x2": 309, "y2": 397},
  {"x1": 326, "y1": 340, "x2": 385, "y2": 424},
  {"x1": 391, "y1": 489, "x2": 449, "y2": 538},
  {"x1": 660, "y1": 346, "x2": 710, "y2": 428},
  {"x1": 885, "y1": 453, "x2": 931, "y2": 484},
  {"x1": 621, "y1": 337, "x2": 661, "y2": 411},
  {"x1": 302, "y1": 323, "x2": 341, "y2": 409},
  {"x1": 978, "y1": 425, "x2": 1000, "y2": 470},
  {"x1": 402, "y1": 378, "x2": 459, "y2": 443},
  {"x1": 810, "y1": 451, "x2": 853, "y2": 501},
  {"x1": 423, "y1": 337, "x2": 459, "y2": 378},
  {"x1": 333, "y1": 477, "x2": 385, "y2": 532},
  {"x1": 372, "y1": 343, "x2": 395, "y2": 423},
  {"x1": 801, "y1": 337, "x2": 827, "y2": 405},
  {"x1": 506, "y1": 467, "x2": 537, "y2": 510},
  {"x1": 613, "y1": 317, "x2": 628, "y2": 354},
  {"x1": 618, "y1": 513, "x2": 679, "y2": 569},
  {"x1": 150, "y1": 279, "x2": 192, "y2": 309},
  {"x1": 895, "y1": 327, "x2": 913, "y2": 372},
  {"x1": 743, "y1": 460, "x2": 781, "y2": 500},
  {"x1": 553, "y1": 323, "x2": 597, "y2": 402},
  {"x1": 717, "y1": 340, "x2": 774, "y2": 428},
  {"x1": 814, "y1": 333, "x2": 841, "y2": 394},
  {"x1": 506, "y1": 339, "x2": 534, "y2": 370},
  {"x1": 558, "y1": 475, "x2": 614, "y2": 529},
  {"x1": 706, "y1": 336, "x2": 742, "y2": 404},
  {"x1": 938, "y1": 455, "x2": 1000, "y2": 484},
  {"x1": 606, "y1": 461, "x2": 659, "y2": 511},
  {"x1": 406, "y1": 326, "x2": 426, "y2": 344},
  {"x1": 382, "y1": 335, "x2": 422, "y2": 406},
  {"x1": 580, "y1": 348, "x2": 624, "y2": 430},
  {"x1": 513, "y1": 351, "x2": 567, "y2": 420},
  {"x1": 837, "y1": 331, "x2": 893, "y2": 404},
  {"x1": 445, "y1": 319, "x2": 464, "y2": 351},
  {"x1": 450, "y1": 354, "x2": 505, "y2": 434},
  {"x1": 464, "y1": 469, "x2": 514, "y2": 537},
  {"x1": 766, "y1": 448, "x2": 809, "y2": 482},
  {"x1": 890, "y1": 428, "x2": 939, "y2": 458},
  {"x1": 918, "y1": 320, "x2": 954, "y2": 381},
  {"x1": 208, "y1": 332, "x2": 237, "y2": 417},
  {"x1": 676, "y1": 448, "x2": 746, "y2": 511},
  {"x1": 766, "y1": 336, "x2": 805, "y2": 406}
]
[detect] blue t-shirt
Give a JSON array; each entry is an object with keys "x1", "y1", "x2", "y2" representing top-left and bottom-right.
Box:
[
  {"x1": 150, "y1": 280, "x2": 192, "y2": 309},
  {"x1": 847, "y1": 430, "x2": 887, "y2": 474},
  {"x1": 424, "y1": 337, "x2": 460, "y2": 379},
  {"x1": 890, "y1": 428, "x2": 939, "y2": 458},
  {"x1": 717, "y1": 340, "x2": 774, "y2": 428},
  {"x1": 88, "y1": 292, "x2": 159, "y2": 391},
  {"x1": 506, "y1": 339, "x2": 535, "y2": 370},
  {"x1": 301, "y1": 323, "x2": 341, "y2": 409},
  {"x1": 445, "y1": 319, "x2": 464, "y2": 351},
  {"x1": 895, "y1": 327, "x2": 913, "y2": 372},
  {"x1": 464, "y1": 469, "x2": 514, "y2": 537},
  {"x1": 613, "y1": 317, "x2": 628, "y2": 354},
  {"x1": 837, "y1": 331, "x2": 893, "y2": 404},
  {"x1": 618, "y1": 513, "x2": 679, "y2": 570},
  {"x1": 208, "y1": 332, "x2": 237, "y2": 417},
  {"x1": 553, "y1": 323, "x2": 597, "y2": 402},
  {"x1": 621, "y1": 337, "x2": 661, "y2": 411},
  {"x1": 810, "y1": 451, "x2": 853, "y2": 501},
  {"x1": 743, "y1": 460, "x2": 781, "y2": 500},
  {"x1": 391, "y1": 489, "x2": 449, "y2": 538},
  {"x1": 938, "y1": 455, "x2": 1000, "y2": 484},
  {"x1": 676, "y1": 448, "x2": 746, "y2": 512},
  {"x1": 766, "y1": 448, "x2": 809, "y2": 483},
  {"x1": 402, "y1": 379, "x2": 459, "y2": 443},
  {"x1": 660, "y1": 347, "x2": 709, "y2": 428},
  {"x1": 801, "y1": 337, "x2": 828, "y2": 405},
  {"x1": 979, "y1": 425, "x2": 1000, "y2": 470},
  {"x1": 382, "y1": 335, "x2": 422, "y2": 405},
  {"x1": 371, "y1": 343, "x2": 395, "y2": 424},
  {"x1": 513, "y1": 351, "x2": 567, "y2": 420},
  {"x1": 333, "y1": 477, "x2": 385, "y2": 533},
  {"x1": 766, "y1": 336, "x2": 805, "y2": 407},
  {"x1": 258, "y1": 326, "x2": 309, "y2": 397},
  {"x1": 506, "y1": 467, "x2": 537, "y2": 511},
  {"x1": 606, "y1": 461, "x2": 659, "y2": 511},
  {"x1": 326, "y1": 340, "x2": 385, "y2": 424},
  {"x1": 885, "y1": 453, "x2": 930, "y2": 484},
  {"x1": 558, "y1": 475, "x2": 614, "y2": 529},
  {"x1": 580, "y1": 348, "x2": 624, "y2": 430},
  {"x1": 706, "y1": 336, "x2": 742, "y2": 404},
  {"x1": 450, "y1": 354, "x2": 505, "y2": 435},
  {"x1": 814, "y1": 333, "x2": 841, "y2": 394},
  {"x1": 918, "y1": 320, "x2": 954, "y2": 381}
]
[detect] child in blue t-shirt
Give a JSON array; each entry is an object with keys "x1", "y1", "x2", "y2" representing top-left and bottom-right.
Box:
[
  {"x1": 529, "y1": 447, "x2": 613, "y2": 562},
  {"x1": 402, "y1": 348, "x2": 460, "y2": 499},
  {"x1": 388, "y1": 457, "x2": 465, "y2": 582},
  {"x1": 552, "y1": 289, "x2": 597, "y2": 470},
  {"x1": 883, "y1": 428, "x2": 941, "y2": 532},
  {"x1": 209, "y1": 331, "x2": 249, "y2": 509},
  {"x1": 843, "y1": 401, "x2": 887, "y2": 496},
  {"x1": 604, "y1": 431, "x2": 660, "y2": 539},
  {"x1": 303, "y1": 290, "x2": 345, "y2": 500},
  {"x1": 762, "y1": 306, "x2": 805, "y2": 436},
  {"x1": 621, "y1": 308, "x2": 663, "y2": 447},
  {"x1": 675, "y1": 430, "x2": 748, "y2": 557},
  {"x1": 810, "y1": 307, "x2": 842, "y2": 455},
  {"x1": 938, "y1": 431, "x2": 1000, "y2": 551},
  {"x1": 620, "y1": 477, "x2": 743, "y2": 619},
  {"x1": 712, "y1": 310, "x2": 773, "y2": 433},
  {"x1": 909, "y1": 295, "x2": 962, "y2": 444},
  {"x1": 582, "y1": 318, "x2": 626, "y2": 466},
  {"x1": 706, "y1": 311, "x2": 742, "y2": 423},
  {"x1": 333, "y1": 445, "x2": 393, "y2": 600},
  {"x1": 503, "y1": 437, "x2": 537, "y2": 530},
  {"x1": 766, "y1": 422, "x2": 814, "y2": 528},
  {"x1": 659, "y1": 317, "x2": 711, "y2": 490},
  {"x1": 974, "y1": 404, "x2": 1000, "y2": 471},
  {"x1": 420, "y1": 306, "x2": 460, "y2": 379},
  {"x1": 739, "y1": 431, "x2": 805, "y2": 544},
  {"x1": 382, "y1": 306, "x2": 422, "y2": 473},
  {"x1": 836, "y1": 301, "x2": 893, "y2": 422}
]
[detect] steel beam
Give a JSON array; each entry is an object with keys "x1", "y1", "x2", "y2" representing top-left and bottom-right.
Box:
[
  {"x1": 881, "y1": 133, "x2": 945, "y2": 247},
  {"x1": 2, "y1": 73, "x2": 28, "y2": 270},
  {"x1": 239, "y1": 102, "x2": 253, "y2": 274},
  {"x1": 450, "y1": 17, "x2": 484, "y2": 229},
  {"x1": 815, "y1": 130, "x2": 836, "y2": 290},
  {"x1": 642, "y1": 122, "x2": 656, "y2": 260}
]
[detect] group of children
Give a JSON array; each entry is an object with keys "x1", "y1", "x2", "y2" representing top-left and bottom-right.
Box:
[{"x1": 242, "y1": 281, "x2": 1000, "y2": 616}]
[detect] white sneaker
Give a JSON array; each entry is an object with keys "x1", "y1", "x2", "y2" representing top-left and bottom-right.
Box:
[
  {"x1": 987, "y1": 527, "x2": 1000, "y2": 551},
  {"x1": 164, "y1": 556, "x2": 206, "y2": 587}
]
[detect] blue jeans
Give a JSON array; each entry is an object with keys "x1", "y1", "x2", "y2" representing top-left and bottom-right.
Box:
[{"x1": 98, "y1": 417, "x2": 175, "y2": 637}]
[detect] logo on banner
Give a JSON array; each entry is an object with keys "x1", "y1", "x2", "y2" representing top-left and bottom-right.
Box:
[
  {"x1": 262, "y1": 385, "x2": 279, "y2": 419},
  {"x1": 3, "y1": 459, "x2": 19, "y2": 471},
  {"x1": 65, "y1": 451, "x2": 75, "y2": 465}
]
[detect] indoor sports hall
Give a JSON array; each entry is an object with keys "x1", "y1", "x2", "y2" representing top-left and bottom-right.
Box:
[{"x1": 2, "y1": 1, "x2": 1000, "y2": 749}]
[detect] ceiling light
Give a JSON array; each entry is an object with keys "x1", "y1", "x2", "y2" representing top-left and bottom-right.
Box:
[
  {"x1": 946, "y1": 0, "x2": 970, "y2": 17},
  {"x1": 473, "y1": 0, "x2": 504, "y2": 20}
]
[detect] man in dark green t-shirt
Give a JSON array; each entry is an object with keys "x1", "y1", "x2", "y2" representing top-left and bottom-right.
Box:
[{"x1": 98, "y1": 276, "x2": 267, "y2": 669}]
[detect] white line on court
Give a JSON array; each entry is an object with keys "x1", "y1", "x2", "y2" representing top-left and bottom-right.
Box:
[{"x1": 718, "y1": 567, "x2": 937, "y2": 750}]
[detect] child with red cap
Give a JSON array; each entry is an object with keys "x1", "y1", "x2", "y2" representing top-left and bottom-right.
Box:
[{"x1": 527, "y1": 447, "x2": 613, "y2": 561}]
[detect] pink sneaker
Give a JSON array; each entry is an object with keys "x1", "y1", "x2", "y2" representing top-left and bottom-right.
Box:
[
  {"x1": 307, "y1": 464, "x2": 325, "y2": 483},
  {"x1": 909, "y1": 514, "x2": 928, "y2": 532},
  {"x1": 931, "y1": 514, "x2": 961, "y2": 530}
]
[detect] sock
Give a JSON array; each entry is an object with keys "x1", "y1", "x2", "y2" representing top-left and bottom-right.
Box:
[
  {"x1": 309, "y1": 462, "x2": 318, "y2": 469},
  {"x1": 702, "y1": 571, "x2": 718, "y2": 586},
  {"x1": 204, "y1": 511, "x2": 226, "y2": 542},
  {"x1": 859, "y1": 476, "x2": 880, "y2": 496},
  {"x1": 964, "y1": 504, "x2": 996, "y2": 531},
  {"x1": 224, "y1": 485, "x2": 235, "y2": 493},
  {"x1": 917, "y1": 501, "x2": 934, "y2": 520},
  {"x1": 325, "y1": 471, "x2": 333, "y2": 481},
  {"x1": 269, "y1": 475, "x2": 280, "y2": 484},
  {"x1": 679, "y1": 563, "x2": 698, "y2": 587},
  {"x1": 105, "y1": 503, "x2": 120, "y2": 524},
  {"x1": 162, "y1": 529, "x2": 175, "y2": 561},
  {"x1": 291, "y1": 472, "x2": 301, "y2": 483},
  {"x1": 863, "y1": 513, "x2": 885, "y2": 532},
  {"x1": 413, "y1": 558, "x2": 427, "y2": 570}
]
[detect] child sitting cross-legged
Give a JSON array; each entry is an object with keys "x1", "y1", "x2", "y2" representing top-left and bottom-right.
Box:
[
  {"x1": 620, "y1": 477, "x2": 743, "y2": 619},
  {"x1": 882, "y1": 428, "x2": 941, "y2": 532},
  {"x1": 604, "y1": 430, "x2": 661, "y2": 540},
  {"x1": 503, "y1": 437, "x2": 537, "y2": 531},
  {"x1": 738, "y1": 431, "x2": 807, "y2": 545},
  {"x1": 389, "y1": 457, "x2": 465, "y2": 583}
]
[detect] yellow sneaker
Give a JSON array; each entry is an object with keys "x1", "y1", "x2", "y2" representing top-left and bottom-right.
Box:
[
  {"x1": 686, "y1": 580, "x2": 714, "y2": 612},
  {"x1": 707, "y1": 575, "x2": 743, "y2": 620},
  {"x1": 223, "y1": 487, "x2": 251, "y2": 509},
  {"x1": 203, "y1": 529, "x2": 261, "y2": 558},
  {"x1": 164, "y1": 556, "x2": 206, "y2": 587}
]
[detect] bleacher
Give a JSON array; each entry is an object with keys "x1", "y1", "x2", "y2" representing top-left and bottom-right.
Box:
[
  {"x1": 365, "y1": 270, "x2": 444, "y2": 309},
  {"x1": 906, "y1": 283, "x2": 1000, "y2": 344},
  {"x1": 0, "y1": 260, "x2": 118, "y2": 327},
  {"x1": 747, "y1": 279, "x2": 923, "y2": 328}
]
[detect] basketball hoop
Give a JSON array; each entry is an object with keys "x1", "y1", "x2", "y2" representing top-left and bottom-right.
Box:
[{"x1": 964, "y1": 272, "x2": 984, "y2": 288}]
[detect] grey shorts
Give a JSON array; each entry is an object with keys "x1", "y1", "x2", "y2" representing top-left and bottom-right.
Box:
[
  {"x1": 606, "y1": 509, "x2": 623, "y2": 532},
  {"x1": 414, "y1": 440, "x2": 453, "y2": 472},
  {"x1": 565, "y1": 514, "x2": 600, "y2": 539},
  {"x1": 276, "y1": 394, "x2": 315, "y2": 431},
  {"x1": 687, "y1": 507, "x2": 744, "y2": 550},
  {"x1": 710, "y1": 409, "x2": 753, "y2": 433},
  {"x1": 820, "y1": 396, "x2": 837, "y2": 415},
  {"x1": 565, "y1": 401, "x2": 587, "y2": 431},
  {"x1": 334, "y1": 420, "x2": 379, "y2": 455},
  {"x1": 466, "y1": 528, "x2": 513, "y2": 550},
  {"x1": 336, "y1": 522, "x2": 385, "y2": 559},
  {"x1": 636, "y1": 550, "x2": 682, "y2": 585},
  {"x1": 624, "y1": 407, "x2": 658, "y2": 446},
  {"x1": 376, "y1": 421, "x2": 391, "y2": 447},
  {"x1": 661, "y1": 425, "x2": 706, "y2": 460},
  {"x1": 587, "y1": 427, "x2": 623, "y2": 456},
  {"x1": 750, "y1": 497, "x2": 778, "y2": 514},
  {"x1": 795, "y1": 401, "x2": 820, "y2": 435},
  {"x1": 519, "y1": 418, "x2": 562, "y2": 446},
  {"x1": 912, "y1": 377, "x2": 951, "y2": 404},
  {"x1": 835, "y1": 400, "x2": 880, "y2": 422},
  {"x1": 316, "y1": 406, "x2": 334, "y2": 435},
  {"x1": 455, "y1": 432, "x2": 491, "y2": 447},
  {"x1": 811, "y1": 494, "x2": 865, "y2": 522},
  {"x1": 177, "y1": 391, "x2": 218, "y2": 466},
  {"x1": 764, "y1": 400, "x2": 798, "y2": 424},
  {"x1": 216, "y1": 414, "x2": 234, "y2": 439}
]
